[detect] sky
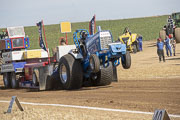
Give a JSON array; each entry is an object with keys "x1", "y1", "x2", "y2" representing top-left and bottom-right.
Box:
[{"x1": 0, "y1": 0, "x2": 180, "y2": 28}]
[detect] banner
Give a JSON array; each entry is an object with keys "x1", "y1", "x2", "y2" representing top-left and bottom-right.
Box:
[
  {"x1": 36, "y1": 21, "x2": 47, "y2": 51},
  {"x1": 89, "y1": 15, "x2": 96, "y2": 35}
]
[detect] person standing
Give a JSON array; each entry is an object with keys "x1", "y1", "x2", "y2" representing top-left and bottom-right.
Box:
[
  {"x1": 169, "y1": 34, "x2": 176, "y2": 56},
  {"x1": 164, "y1": 35, "x2": 172, "y2": 57},
  {"x1": 157, "y1": 38, "x2": 165, "y2": 62},
  {"x1": 60, "y1": 37, "x2": 67, "y2": 45},
  {"x1": 137, "y1": 35, "x2": 143, "y2": 51}
]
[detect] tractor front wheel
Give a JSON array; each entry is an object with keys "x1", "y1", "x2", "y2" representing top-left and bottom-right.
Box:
[
  {"x1": 121, "y1": 51, "x2": 131, "y2": 69},
  {"x1": 58, "y1": 54, "x2": 83, "y2": 90}
]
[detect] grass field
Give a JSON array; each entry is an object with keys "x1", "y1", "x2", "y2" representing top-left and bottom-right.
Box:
[{"x1": 1, "y1": 15, "x2": 168, "y2": 51}]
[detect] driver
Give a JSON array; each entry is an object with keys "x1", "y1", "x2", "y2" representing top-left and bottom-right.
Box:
[
  {"x1": 79, "y1": 31, "x2": 88, "y2": 57},
  {"x1": 167, "y1": 15, "x2": 174, "y2": 35},
  {"x1": 81, "y1": 32, "x2": 87, "y2": 42},
  {"x1": 123, "y1": 27, "x2": 131, "y2": 34}
]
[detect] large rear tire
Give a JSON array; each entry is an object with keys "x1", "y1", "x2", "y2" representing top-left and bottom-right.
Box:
[
  {"x1": 93, "y1": 62, "x2": 113, "y2": 86},
  {"x1": 3, "y1": 73, "x2": 11, "y2": 88},
  {"x1": 58, "y1": 54, "x2": 83, "y2": 90},
  {"x1": 159, "y1": 30, "x2": 166, "y2": 40},
  {"x1": 121, "y1": 51, "x2": 131, "y2": 69},
  {"x1": 175, "y1": 28, "x2": 180, "y2": 43},
  {"x1": 10, "y1": 72, "x2": 19, "y2": 89}
]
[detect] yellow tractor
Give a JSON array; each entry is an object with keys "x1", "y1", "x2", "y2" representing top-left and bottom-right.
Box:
[{"x1": 118, "y1": 28, "x2": 139, "y2": 53}]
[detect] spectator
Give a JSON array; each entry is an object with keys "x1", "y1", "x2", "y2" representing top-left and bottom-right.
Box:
[
  {"x1": 164, "y1": 35, "x2": 172, "y2": 57},
  {"x1": 137, "y1": 35, "x2": 143, "y2": 51},
  {"x1": 157, "y1": 38, "x2": 165, "y2": 62},
  {"x1": 169, "y1": 34, "x2": 176, "y2": 56},
  {"x1": 60, "y1": 37, "x2": 66, "y2": 45}
]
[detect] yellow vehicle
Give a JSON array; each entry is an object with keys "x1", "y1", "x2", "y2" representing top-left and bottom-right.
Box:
[{"x1": 118, "y1": 29, "x2": 139, "y2": 53}]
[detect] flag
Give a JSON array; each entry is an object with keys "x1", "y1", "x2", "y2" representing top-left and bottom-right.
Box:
[
  {"x1": 89, "y1": 15, "x2": 96, "y2": 35},
  {"x1": 36, "y1": 21, "x2": 47, "y2": 51}
]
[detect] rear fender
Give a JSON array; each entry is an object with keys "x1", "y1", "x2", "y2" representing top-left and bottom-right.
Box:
[{"x1": 68, "y1": 50, "x2": 83, "y2": 59}]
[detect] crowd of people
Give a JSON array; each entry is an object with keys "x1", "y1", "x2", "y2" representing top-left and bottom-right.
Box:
[{"x1": 157, "y1": 34, "x2": 176, "y2": 62}]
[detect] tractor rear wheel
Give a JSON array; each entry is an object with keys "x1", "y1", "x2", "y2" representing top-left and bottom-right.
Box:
[
  {"x1": 3, "y1": 73, "x2": 11, "y2": 88},
  {"x1": 93, "y1": 62, "x2": 113, "y2": 86},
  {"x1": 121, "y1": 51, "x2": 131, "y2": 69},
  {"x1": 89, "y1": 54, "x2": 100, "y2": 73},
  {"x1": 137, "y1": 43, "x2": 140, "y2": 52},
  {"x1": 159, "y1": 30, "x2": 166, "y2": 40},
  {"x1": 175, "y1": 28, "x2": 180, "y2": 43},
  {"x1": 10, "y1": 72, "x2": 19, "y2": 89},
  {"x1": 58, "y1": 54, "x2": 83, "y2": 90},
  {"x1": 133, "y1": 44, "x2": 137, "y2": 53}
]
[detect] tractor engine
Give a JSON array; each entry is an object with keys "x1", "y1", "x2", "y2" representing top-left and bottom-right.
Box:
[{"x1": 85, "y1": 31, "x2": 113, "y2": 54}]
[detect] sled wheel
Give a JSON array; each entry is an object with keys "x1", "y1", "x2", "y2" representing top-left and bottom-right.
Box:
[
  {"x1": 10, "y1": 72, "x2": 19, "y2": 89},
  {"x1": 32, "y1": 68, "x2": 39, "y2": 86},
  {"x1": 3, "y1": 73, "x2": 11, "y2": 88}
]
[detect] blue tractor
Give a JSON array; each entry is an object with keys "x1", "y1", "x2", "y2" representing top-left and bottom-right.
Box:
[{"x1": 58, "y1": 29, "x2": 131, "y2": 90}]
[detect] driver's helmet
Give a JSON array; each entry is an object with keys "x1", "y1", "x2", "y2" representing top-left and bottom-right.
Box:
[
  {"x1": 82, "y1": 32, "x2": 87, "y2": 39},
  {"x1": 125, "y1": 27, "x2": 129, "y2": 32}
]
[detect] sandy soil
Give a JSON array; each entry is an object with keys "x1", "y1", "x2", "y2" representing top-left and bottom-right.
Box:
[{"x1": 0, "y1": 40, "x2": 180, "y2": 120}]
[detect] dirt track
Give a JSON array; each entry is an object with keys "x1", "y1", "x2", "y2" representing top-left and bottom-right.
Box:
[{"x1": 0, "y1": 40, "x2": 180, "y2": 120}]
